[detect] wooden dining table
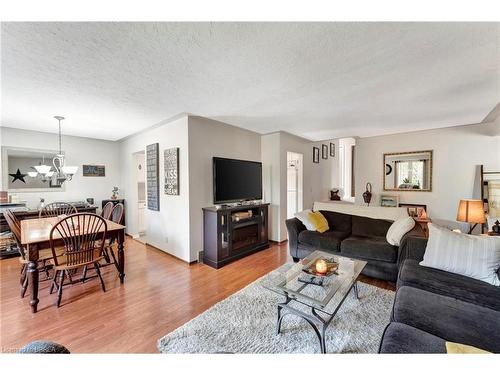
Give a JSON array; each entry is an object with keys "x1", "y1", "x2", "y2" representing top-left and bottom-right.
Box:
[{"x1": 20, "y1": 216, "x2": 126, "y2": 313}]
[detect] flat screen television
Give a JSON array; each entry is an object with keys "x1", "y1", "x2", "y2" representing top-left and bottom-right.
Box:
[{"x1": 213, "y1": 157, "x2": 262, "y2": 204}]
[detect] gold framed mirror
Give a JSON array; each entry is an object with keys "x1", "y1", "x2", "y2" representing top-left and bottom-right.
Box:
[{"x1": 383, "y1": 150, "x2": 432, "y2": 192}]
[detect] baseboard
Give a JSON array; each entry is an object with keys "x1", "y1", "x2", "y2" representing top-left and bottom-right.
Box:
[
  {"x1": 145, "y1": 242, "x2": 197, "y2": 265},
  {"x1": 269, "y1": 239, "x2": 288, "y2": 244}
]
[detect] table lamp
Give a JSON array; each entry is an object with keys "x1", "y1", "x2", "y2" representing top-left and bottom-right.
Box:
[{"x1": 456, "y1": 199, "x2": 486, "y2": 234}]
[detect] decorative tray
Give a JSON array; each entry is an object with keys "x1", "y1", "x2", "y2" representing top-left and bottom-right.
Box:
[{"x1": 302, "y1": 258, "x2": 339, "y2": 277}]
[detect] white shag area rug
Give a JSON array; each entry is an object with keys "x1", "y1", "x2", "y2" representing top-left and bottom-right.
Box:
[{"x1": 158, "y1": 263, "x2": 394, "y2": 354}]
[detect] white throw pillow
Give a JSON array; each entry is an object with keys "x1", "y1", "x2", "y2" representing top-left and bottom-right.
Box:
[
  {"x1": 294, "y1": 209, "x2": 316, "y2": 231},
  {"x1": 386, "y1": 216, "x2": 415, "y2": 246},
  {"x1": 420, "y1": 223, "x2": 500, "y2": 286}
]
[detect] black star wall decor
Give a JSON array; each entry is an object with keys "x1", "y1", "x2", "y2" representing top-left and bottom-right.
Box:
[{"x1": 9, "y1": 169, "x2": 28, "y2": 183}]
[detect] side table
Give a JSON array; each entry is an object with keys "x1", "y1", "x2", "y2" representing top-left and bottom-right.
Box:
[{"x1": 414, "y1": 217, "x2": 431, "y2": 238}]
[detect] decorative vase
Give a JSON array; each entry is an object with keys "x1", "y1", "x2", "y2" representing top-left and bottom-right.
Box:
[
  {"x1": 493, "y1": 220, "x2": 500, "y2": 234},
  {"x1": 363, "y1": 183, "x2": 372, "y2": 206},
  {"x1": 330, "y1": 189, "x2": 341, "y2": 201},
  {"x1": 38, "y1": 198, "x2": 45, "y2": 211}
]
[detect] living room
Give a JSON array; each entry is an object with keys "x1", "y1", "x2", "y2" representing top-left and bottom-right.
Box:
[{"x1": 1, "y1": 1, "x2": 499, "y2": 374}]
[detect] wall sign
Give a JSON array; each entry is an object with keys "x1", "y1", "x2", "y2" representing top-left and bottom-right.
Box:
[
  {"x1": 164, "y1": 147, "x2": 179, "y2": 195},
  {"x1": 83, "y1": 164, "x2": 106, "y2": 177},
  {"x1": 146, "y1": 143, "x2": 160, "y2": 211}
]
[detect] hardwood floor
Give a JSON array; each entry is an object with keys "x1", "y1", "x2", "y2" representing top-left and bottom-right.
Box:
[{"x1": 0, "y1": 238, "x2": 394, "y2": 353}]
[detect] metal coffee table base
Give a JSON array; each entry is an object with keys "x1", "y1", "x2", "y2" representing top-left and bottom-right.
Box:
[{"x1": 276, "y1": 281, "x2": 359, "y2": 354}]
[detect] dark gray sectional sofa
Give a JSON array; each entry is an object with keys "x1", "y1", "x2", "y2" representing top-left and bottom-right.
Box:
[
  {"x1": 285, "y1": 210, "x2": 424, "y2": 282},
  {"x1": 379, "y1": 236, "x2": 500, "y2": 353}
]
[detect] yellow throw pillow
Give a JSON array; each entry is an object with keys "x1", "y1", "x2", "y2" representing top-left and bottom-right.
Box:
[
  {"x1": 445, "y1": 342, "x2": 491, "y2": 354},
  {"x1": 308, "y1": 211, "x2": 329, "y2": 233}
]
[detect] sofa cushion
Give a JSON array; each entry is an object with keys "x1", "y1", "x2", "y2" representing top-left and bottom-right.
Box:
[
  {"x1": 398, "y1": 259, "x2": 500, "y2": 312},
  {"x1": 420, "y1": 223, "x2": 500, "y2": 286},
  {"x1": 319, "y1": 210, "x2": 352, "y2": 234},
  {"x1": 308, "y1": 211, "x2": 329, "y2": 233},
  {"x1": 294, "y1": 209, "x2": 315, "y2": 230},
  {"x1": 297, "y1": 230, "x2": 348, "y2": 252},
  {"x1": 392, "y1": 286, "x2": 500, "y2": 353},
  {"x1": 379, "y1": 322, "x2": 445, "y2": 353},
  {"x1": 352, "y1": 215, "x2": 393, "y2": 237},
  {"x1": 340, "y1": 235, "x2": 398, "y2": 263},
  {"x1": 386, "y1": 216, "x2": 415, "y2": 246}
]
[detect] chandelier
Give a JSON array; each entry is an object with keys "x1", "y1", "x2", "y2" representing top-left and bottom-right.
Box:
[{"x1": 28, "y1": 116, "x2": 78, "y2": 184}]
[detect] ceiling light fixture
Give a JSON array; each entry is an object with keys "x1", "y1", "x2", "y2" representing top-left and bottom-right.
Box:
[
  {"x1": 28, "y1": 116, "x2": 78, "y2": 185},
  {"x1": 52, "y1": 116, "x2": 78, "y2": 183}
]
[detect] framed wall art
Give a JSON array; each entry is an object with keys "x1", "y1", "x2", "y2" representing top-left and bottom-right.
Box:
[
  {"x1": 399, "y1": 203, "x2": 427, "y2": 218},
  {"x1": 322, "y1": 144, "x2": 328, "y2": 159},
  {"x1": 82, "y1": 164, "x2": 105, "y2": 177},
  {"x1": 164, "y1": 147, "x2": 179, "y2": 195},
  {"x1": 330, "y1": 142, "x2": 335, "y2": 157},
  {"x1": 380, "y1": 194, "x2": 399, "y2": 207},
  {"x1": 313, "y1": 147, "x2": 319, "y2": 163},
  {"x1": 146, "y1": 143, "x2": 160, "y2": 211}
]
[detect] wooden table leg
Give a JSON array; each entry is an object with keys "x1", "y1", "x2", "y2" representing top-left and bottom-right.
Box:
[
  {"x1": 27, "y1": 244, "x2": 39, "y2": 313},
  {"x1": 117, "y1": 229, "x2": 125, "y2": 283}
]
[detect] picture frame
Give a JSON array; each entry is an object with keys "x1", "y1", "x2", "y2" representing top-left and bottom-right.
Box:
[
  {"x1": 164, "y1": 147, "x2": 179, "y2": 195},
  {"x1": 330, "y1": 142, "x2": 335, "y2": 157},
  {"x1": 82, "y1": 164, "x2": 105, "y2": 177},
  {"x1": 313, "y1": 147, "x2": 320, "y2": 163},
  {"x1": 380, "y1": 194, "x2": 399, "y2": 207},
  {"x1": 146, "y1": 143, "x2": 160, "y2": 211},
  {"x1": 399, "y1": 203, "x2": 427, "y2": 218},
  {"x1": 322, "y1": 144, "x2": 328, "y2": 159}
]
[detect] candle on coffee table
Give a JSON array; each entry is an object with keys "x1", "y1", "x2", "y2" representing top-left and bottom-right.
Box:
[{"x1": 316, "y1": 259, "x2": 328, "y2": 274}]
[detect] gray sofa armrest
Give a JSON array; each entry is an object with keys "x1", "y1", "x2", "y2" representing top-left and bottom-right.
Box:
[
  {"x1": 398, "y1": 230, "x2": 428, "y2": 266},
  {"x1": 285, "y1": 217, "x2": 306, "y2": 258}
]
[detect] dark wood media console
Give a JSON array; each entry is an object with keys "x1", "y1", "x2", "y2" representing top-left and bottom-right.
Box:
[{"x1": 202, "y1": 203, "x2": 269, "y2": 269}]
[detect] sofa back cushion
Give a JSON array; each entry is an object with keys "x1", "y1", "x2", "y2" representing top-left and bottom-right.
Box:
[
  {"x1": 319, "y1": 210, "x2": 352, "y2": 234},
  {"x1": 352, "y1": 214, "x2": 393, "y2": 238}
]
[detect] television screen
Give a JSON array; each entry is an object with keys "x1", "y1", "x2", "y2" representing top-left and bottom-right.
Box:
[{"x1": 213, "y1": 157, "x2": 262, "y2": 204}]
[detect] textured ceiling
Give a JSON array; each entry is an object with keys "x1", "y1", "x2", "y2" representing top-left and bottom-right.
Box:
[{"x1": 1, "y1": 22, "x2": 499, "y2": 141}]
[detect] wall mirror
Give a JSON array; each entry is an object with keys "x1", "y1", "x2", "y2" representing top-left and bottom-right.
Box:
[
  {"x1": 383, "y1": 150, "x2": 432, "y2": 192},
  {"x1": 1, "y1": 147, "x2": 66, "y2": 192}
]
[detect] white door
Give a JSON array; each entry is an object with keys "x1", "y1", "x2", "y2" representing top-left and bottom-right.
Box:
[{"x1": 138, "y1": 202, "x2": 146, "y2": 234}]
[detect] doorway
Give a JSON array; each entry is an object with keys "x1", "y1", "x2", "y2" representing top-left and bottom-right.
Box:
[
  {"x1": 133, "y1": 151, "x2": 147, "y2": 243},
  {"x1": 287, "y1": 152, "x2": 303, "y2": 219}
]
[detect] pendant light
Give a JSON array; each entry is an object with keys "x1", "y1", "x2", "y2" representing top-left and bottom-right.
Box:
[{"x1": 52, "y1": 116, "x2": 78, "y2": 182}]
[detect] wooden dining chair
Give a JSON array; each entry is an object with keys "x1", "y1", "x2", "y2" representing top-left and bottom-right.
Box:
[
  {"x1": 101, "y1": 203, "x2": 124, "y2": 270},
  {"x1": 39, "y1": 202, "x2": 77, "y2": 218},
  {"x1": 4, "y1": 209, "x2": 58, "y2": 298},
  {"x1": 48, "y1": 213, "x2": 108, "y2": 307},
  {"x1": 101, "y1": 202, "x2": 114, "y2": 220}
]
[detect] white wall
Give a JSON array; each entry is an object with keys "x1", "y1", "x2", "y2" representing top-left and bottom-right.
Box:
[
  {"x1": 261, "y1": 133, "x2": 281, "y2": 241},
  {"x1": 0, "y1": 127, "x2": 120, "y2": 208},
  {"x1": 354, "y1": 121, "x2": 500, "y2": 220},
  {"x1": 261, "y1": 131, "x2": 339, "y2": 241},
  {"x1": 119, "y1": 116, "x2": 191, "y2": 261},
  {"x1": 188, "y1": 116, "x2": 262, "y2": 261}
]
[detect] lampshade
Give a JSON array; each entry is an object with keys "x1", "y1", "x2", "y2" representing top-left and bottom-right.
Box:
[
  {"x1": 456, "y1": 199, "x2": 486, "y2": 224},
  {"x1": 61, "y1": 166, "x2": 78, "y2": 175},
  {"x1": 34, "y1": 164, "x2": 52, "y2": 175}
]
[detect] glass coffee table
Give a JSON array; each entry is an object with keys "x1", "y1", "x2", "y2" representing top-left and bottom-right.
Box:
[{"x1": 263, "y1": 250, "x2": 367, "y2": 353}]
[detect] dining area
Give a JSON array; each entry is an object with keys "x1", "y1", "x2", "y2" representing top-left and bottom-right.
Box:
[{"x1": 3, "y1": 201, "x2": 126, "y2": 313}]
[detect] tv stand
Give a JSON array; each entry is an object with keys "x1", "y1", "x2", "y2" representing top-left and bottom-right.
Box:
[{"x1": 202, "y1": 203, "x2": 269, "y2": 269}]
